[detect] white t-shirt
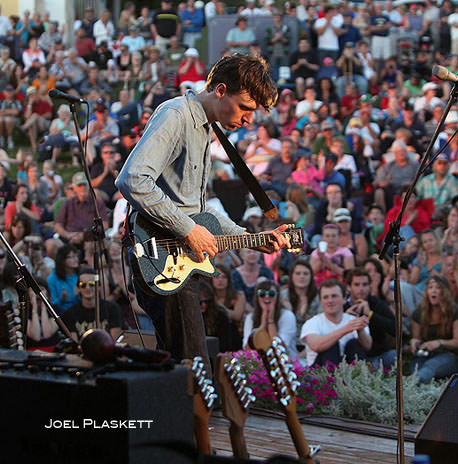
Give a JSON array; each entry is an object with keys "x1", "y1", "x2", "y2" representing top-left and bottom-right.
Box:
[
  {"x1": 314, "y1": 16, "x2": 341, "y2": 51},
  {"x1": 295, "y1": 99, "x2": 323, "y2": 119},
  {"x1": 300, "y1": 312, "x2": 369, "y2": 366},
  {"x1": 449, "y1": 13, "x2": 458, "y2": 41},
  {"x1": 335, "y1": 154, "x2": 357, "y2": 173},
  {"x1": 243, "y1": 309, "x2": 298, "y2": 359}
]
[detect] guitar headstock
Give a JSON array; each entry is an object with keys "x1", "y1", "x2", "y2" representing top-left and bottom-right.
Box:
[
  {"x1": 215, "y1": 354, "x2": 255, "y2": 428},
  {"x1": 283, "y1": 226, "x2": 304, "y2": 252},
  {"x1": 249, "y1": 330, "x2": 300, "y2": 413},
  {"x1": 189, "y1": 356, "x2": 218, "y2": 409}
]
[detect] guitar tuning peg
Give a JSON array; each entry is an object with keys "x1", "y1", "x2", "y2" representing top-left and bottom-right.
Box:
[
  {"x1": 291, "y1": 380, "x2": 301, "y2": 393},
  {"x1": 270, "y1": 367, "x2": 280, "y2": 378},
  {"x1": 268, "y1": 357, "x2": 277, "y2": 367},
  {"x1": 271, "y1": 338, "x2": 279, "y2": 347},
  {"x1": 266, "y1": 348, "x2": 274, "y2": 358},
  {"x1": 192, "y1": 356, "x2": 203, "y2": 369},
  {"x1": 244, "y1": 387, "x2": 253, "y2": 395},
  {"x1": 276, "y1": 376, "x2": 285, "y2": 387},
  {"x1": 279, "y1": 396, "x2": 291, "y2": 407},
  {"x1": 224, "y1": 363, "x2": 231, "y2": 373},
  {"x1": 280, "y1": 385, "x2": 289, "y2": 396},
  {"x1": 207, "y1": 393, "x2": 217, "y2": 409},
  {"x1": 288, "y1": 372, "x2": 298, "y2": 382}
]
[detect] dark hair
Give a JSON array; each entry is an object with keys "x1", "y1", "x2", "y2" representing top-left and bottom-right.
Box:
[
  {"x1": 12, "y1": 184, "x2": 32, "y2": 209},
  {"x1": 78, "y1": 267, "x2": 95, "y2": 280},
  {"x1": 362, "y1": 257, "x2": 385, "y2": 298},
  {"x1": 253, "y1": 280, "x2": 281, "y2": 329},
  {"x1": 319, "y1": 278, "x2": 346, "y2": 297},
  {"x1": 368, "y1": 203, "x2": 383, "y2": 214},
  {"x1": 55, "y1": 244, "x2": 78, "y2": 280},
  {"x1": 8, "y1": 214, "x2": 31, "y2": 243},
  {"x1": 199, "y1": 280, "x2": 221, "y2": 336},
  {"x1": 205, "y1": 54, "x2": 277, "y2": 111},
  {"x1": 325, "y1": 182, "x2": 343, "y2": 194},
  {"x1": 345, "y1": 267, "x2": 371, "y2": 286},
  {"x1": 287, "y1": 258, "x2": 317, "y2": 315},
  {"x1": 212, "y1": 264, "x2": 238, "y2": 308}
]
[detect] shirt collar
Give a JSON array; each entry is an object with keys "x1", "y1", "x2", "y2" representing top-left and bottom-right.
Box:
[{"x1": 185, "y1": 89, "x2": 209, "y2": 130}]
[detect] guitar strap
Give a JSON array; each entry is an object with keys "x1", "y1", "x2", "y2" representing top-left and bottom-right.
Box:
[{"x1": 211, "y1": 122, "x2": 278, "y2": 221}]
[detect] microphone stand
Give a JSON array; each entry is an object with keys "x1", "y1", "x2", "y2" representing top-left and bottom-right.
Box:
[
  {"x1": 68, "y1": 101, "x2": 107, "y2": 330},
  {"x1": 379, "y1": 79, "x2": 458, "y2": 464},
  {"x1": 0, "y1": 232, "x2": 77, "y2": 345}
]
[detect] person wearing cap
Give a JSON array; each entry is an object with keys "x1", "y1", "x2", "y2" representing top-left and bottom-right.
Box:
[
  {"x1": 413, "y1": 82, "x2": 441, "y2": 113},
  {"x1": 289, "y1": 38, "x2": 319, "y2": 99},
  {"x1": 339, "y1": 12, "x2": 362, "y2": 54},
  {"x1": 226, "y1": 16, "x2": 256, "y2": 55},
  {"x1": 333, "y1": 207, "x2": 368, "y2": 265},
  {"x1": 417, "y1": 154, "x2": 458, "y2": 210},
  {"x1": 21, "y1": 86, "x2": 52, "y2": 154},
  {"x1": 152, "y1": 0, "x2": 181, "y2": 55},
  {"x1": 179, "y1": 0, "x2": 205, "y2": 48},
  {"x1": 0, "y1": 84, "x2": 22, "y2": 150},
  {"x1": 115, "y1": 54, "x2": 290, "y2": 370},
  {"x1": 60, "y1": 48, "x2": 89, "y2": 93},
  {"x1": 78, "y1": 6, "x2": 97, "y2": 40},
  {"x1": 81, "y1": 98, "x2": 119, "y2": 165},
  {"x1": 54, "y1": 172, "x2": 109, "y2": 246},
  {"x1": 311, "y1": 120, "x2": 350, "y2": 159},
  {"x1": 335, "y1": 42, "x2": 367, "y2": 99},
  {"x1": 121, "y1": 25, "x2": 146, "y2": 53},
  {"x1": 93, "y1": 9, "x2": 114, "y2": 47},
  {"x1": 177, "y1": 47, "x2": 206, "y2": 89}
]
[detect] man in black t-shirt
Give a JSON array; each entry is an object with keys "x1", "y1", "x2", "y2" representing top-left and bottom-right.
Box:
[
  {"x1": 289, "y1": 38, "x2": 319, "y2": 98},
  {"x1": 152, "y1": 0, "x2": 181, "y2": 55},
  {"x1": 345, "y1": 268, "x2": 396, "y2": 368},
  {"x1": 62, "y1": 268, "x2": 123, "y2": 341}
]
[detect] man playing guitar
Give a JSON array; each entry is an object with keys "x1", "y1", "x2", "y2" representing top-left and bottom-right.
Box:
[{"x1": 116, "y1": 54, "x2": 290, "y2": 370}]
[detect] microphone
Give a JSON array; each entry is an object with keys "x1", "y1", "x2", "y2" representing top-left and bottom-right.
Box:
[
  {"x1": 48, "y1": 89, "x2": 87, "y2": 104},
  {"x1": 432, "y1": 65, "x2": 458, "y2": 83},
  {"x1": 80, "y1": 329, "x2": 171, "y2": 364}
]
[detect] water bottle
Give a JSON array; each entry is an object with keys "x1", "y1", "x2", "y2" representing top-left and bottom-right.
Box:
[{"x1": 411, "y1": 455, "x2": 430, "y2": 464}]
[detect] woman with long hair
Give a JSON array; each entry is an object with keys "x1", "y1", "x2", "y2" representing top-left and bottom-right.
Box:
[
  {"x1": 4, "y1": 214, "x2": 31, "y2": 248},
  {"x1": 211, "y1": 264, "x2": 246, "y2": 324},
  {"x1": 47, "y1": 244, "x2": 79, "y2": 313},
  {"x1": 4, "y1": 184, "x2": 41, "y2": 230},
  {"x1": 243, "y1": 280, "x2": 297, "y2": 357},
  {"x1": 280, "y1": 258, "x2": 321, "y2": 358},
  {"x1": 410, "y1": 276, "x2": 458, "y2": 383},
  {"x1": 199, "y1": 280, "x2": 242, "y2": 352},
  {"x1": 363, "y1": 257, "x2": 387, "y2": 302},
  {"x1": 442, "y1": 205, "x2": 458, "y2": 252},
  {"x1": 409, "y1": 229, "x2": 442, "y2": 292}
]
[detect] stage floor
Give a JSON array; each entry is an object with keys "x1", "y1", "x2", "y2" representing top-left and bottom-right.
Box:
[{"x1": 209, "y1": 409, "x2": 417, "y2": 463}]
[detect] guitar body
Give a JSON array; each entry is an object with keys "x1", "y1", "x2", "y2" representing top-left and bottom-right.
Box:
[{"x1": 128, "y1": 211, "x2": 221, "y2": 296}]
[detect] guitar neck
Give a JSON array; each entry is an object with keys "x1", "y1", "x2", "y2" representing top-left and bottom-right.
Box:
[
  {"x1": 284, "y1": 403, "x2": 314, "y2": 464},
  {"x1": 229, "y1": 421, "x2": 249, "y2": 459},
  {"x1": 215, "y1": 232, "x2": 277, "y2": 252}
]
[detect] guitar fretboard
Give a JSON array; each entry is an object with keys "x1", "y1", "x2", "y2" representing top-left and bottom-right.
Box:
[{"x1": 216, "y1": 233, "x2": 276, "y2": 251}]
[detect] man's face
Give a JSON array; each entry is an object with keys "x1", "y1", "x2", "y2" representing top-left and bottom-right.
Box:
[
  {"x1": 215, "y1": 87, "x2": 258, "y2": 131},
  {"x1": 349, "y1": 275, "x2": 370, "y2": 301},
  {"x1": 320, "y1": 285, "x2": 345, "y2": 317},
  {"x1": 433, "y1": 159, "x2": 449, "y2": 176},
  {"x1": 281, "y1": 140, "x2": 294, "y2": 161},
  {"x1": 394, "y1": 147, "x2": 407, "y2": 164},
  {"x1": 78, "y1": 273, "x2": 97, "y2": 299},
  {"x1": 74, "y1": 183, "x2": 89, "y2": 200},
  {"x1": 101, "y1": 145, "x2": 114, "y2": 164}
]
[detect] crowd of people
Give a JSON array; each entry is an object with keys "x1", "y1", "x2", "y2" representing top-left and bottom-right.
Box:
[{"x1": 0, "y1": 1, "x2": 457, "y2": 383}]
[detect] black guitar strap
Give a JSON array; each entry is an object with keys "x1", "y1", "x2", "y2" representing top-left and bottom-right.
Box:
[{"x1": 211, "y1": 122, "x2": 278, "y2": 221}]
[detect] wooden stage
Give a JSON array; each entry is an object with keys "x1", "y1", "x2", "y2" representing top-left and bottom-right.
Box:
[{"x1": 209, "y1": 409, "x2": 418, "y2": 463}]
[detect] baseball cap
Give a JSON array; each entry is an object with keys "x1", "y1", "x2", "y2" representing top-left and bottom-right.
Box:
[
  {"x1": 333, "y1": 208, "x2": 352, "y2": 222},
  {"x1": 435, "y1": 153, "x2": 449, "y2": 162},
  {"x1": 359, "y1": 94, "x2": 372, "y2": 103},
  {"x1": 423, "y1": 82, "x2": 437, "y2": 92},
  {"x1": 321, "y1": 120, "x2": 334, "y2": 131},
  {"x1": 184, "y1": 47, "x2": 199, "y2": 57},
  {"x1": 72, "y1": 172, "x2": 88, "y2": 186},
  {"x1": 95, "y1": 97, "x2": 107, "y2": 112},
  {"x1": 242, "y1": 206, "x2": 262, "y2": 221},
  {"x1": 323, "y1": 57, "x2": 333, "y2": 65},
  {"x1": 344, "y1": 41, "x2": 354, "y2": 48}
]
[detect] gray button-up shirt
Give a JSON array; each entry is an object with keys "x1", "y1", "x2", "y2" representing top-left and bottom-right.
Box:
[{"x1": 116, "y1": 90, "x2": 245, "y2": 238}]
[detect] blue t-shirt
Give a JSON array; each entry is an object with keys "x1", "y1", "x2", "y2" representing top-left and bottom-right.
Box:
[{"x1": 370, "y1": 15, "x2": 390, "y2": 37}]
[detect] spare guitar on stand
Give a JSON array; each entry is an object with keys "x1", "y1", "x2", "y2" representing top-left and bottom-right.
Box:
[
  {"x1": 185, "y1": 356, "x2": 218, "y2": 455},
  {"x1": 250, "y1": 329, "x2": 321, "y2": 464},
  {"x1": 215, "y1": 353, "x2": 256, "y2": 459}
]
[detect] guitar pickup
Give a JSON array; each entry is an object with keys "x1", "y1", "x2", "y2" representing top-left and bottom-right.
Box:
[{"x1": 144, "y1": 237, "x2": 158, "y2": 260}]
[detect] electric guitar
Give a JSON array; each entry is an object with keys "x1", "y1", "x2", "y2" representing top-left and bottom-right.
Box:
[
  {"x1": 249, "y1": 329, "x2": 321, "y2": 464},
  {"x1": 215, "y1": 353, "x2": 255, "y2": 458},
  {"x1": 128, "y1": 211, "x2": 304, "y2": 295},
  {"x1": 186, "y1": 356, "x2": 218, "y2": 455}
]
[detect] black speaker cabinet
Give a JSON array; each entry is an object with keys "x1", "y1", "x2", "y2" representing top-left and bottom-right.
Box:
[
  {"x1": 0, "y1": 349, "x2": 193, "y2": 464},
  {"x1": 415, "y1": 374, "x2": 458, "y2": 463}
]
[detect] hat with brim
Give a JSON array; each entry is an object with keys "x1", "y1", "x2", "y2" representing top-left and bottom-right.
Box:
[
  {"x1": 72, "y1": 172, "x2": 89, "y2": 186},
  {"x1": 333, "y1": 208, "x2": 352, "y2": 222},
  {"x1": 243, "y1": 206, "x2": 262, "y2": 221}
]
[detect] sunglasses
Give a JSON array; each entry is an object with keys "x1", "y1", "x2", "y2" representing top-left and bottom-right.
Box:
[
  {"x1": 78, "y1": 281, "x2": 96, "y2": 288},
  {"x1": 257, "y1": 289, "x2": 278, "y2": 299},
  {"x1": 199, "y1": 298, "x2": 210, "y2": 305}
]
